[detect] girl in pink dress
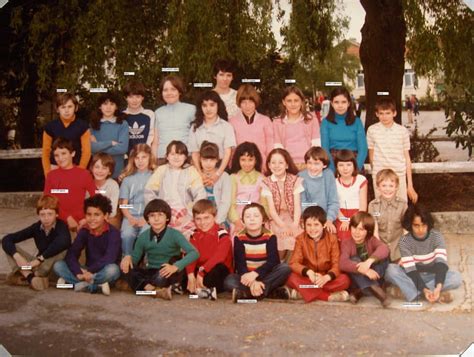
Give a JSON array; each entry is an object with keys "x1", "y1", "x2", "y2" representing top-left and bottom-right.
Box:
[
  {"x1": 334, "y1": 150, "x2": 368, "y2": 241},
  {"x1": 228, "y1": 142, "x2": 266, "y2": 235},
  {"x1": 273, "y1": 86, "x2": 320, "y2": 170},
  {"x1": 262, "y1": 148, "x2": 304, "y2": 260}
]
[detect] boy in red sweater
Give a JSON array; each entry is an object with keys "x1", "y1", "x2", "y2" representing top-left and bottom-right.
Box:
[
  {"x1": 44, "y1": 137, "x2": 96, "y2": 232},
  {"x1": 186, "y1": 199, "x2": 232, "y2": 300}
]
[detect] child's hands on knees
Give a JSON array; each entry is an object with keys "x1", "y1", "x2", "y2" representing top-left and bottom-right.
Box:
[
  {"x1": 356, "y1": 259, "x2": 374, "y2": 275},
  {"x1": 120, "y1": 255, "x2": 133, "y2": 273},
  {"x1": 160, "y1": 263, "x2": 178, "y2": 278},
  {"x1": 365, "y1": 269, "x2": 380, "y2": 281},
  {"x1": 314, "y1": 274, "x2": 331, "y2": 287},
  {"x1": 250, "y1": 281, "x2": 265, "y2": 297},
  {"x1": 241, "y1": 271, "x2": 258, "y2": 286}
]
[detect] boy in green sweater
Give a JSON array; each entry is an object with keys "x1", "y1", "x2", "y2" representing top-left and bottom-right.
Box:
[{"x1": 120, "y1": 199, "x2": 199, "y2": 300}]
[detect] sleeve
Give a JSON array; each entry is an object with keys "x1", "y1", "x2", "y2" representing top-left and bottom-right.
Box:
[
  {"x1": 84, "y1": 171, "x2": 97, "y2": 198},
  {"x1": 185, "y1": 235, "x2": 198, "y2": 274},
  {"x1": 263, "y1": 116, "x2": 275, "y2": 157},
  {"x1": 104, "y1": 123, "x2": 129, "y2": 155},
  {"x1": 355, "y1": 118, "x2": 368, "y2": 171},
  {"x1": 339, "y1": 240, "x2": 358, "y2": 273},
  {"x1": 65, "y1": 230, "x2": 88, "y2": 276},
  {"x1": 187, "y1": 127, "x2": 199, "y2": 153},
  {"x1": 173, "y1": 232, "x2": 199, "y2": 271},
  {"x1": 288, "y1": 235, "x2": 306, "y2": 275},
  {"x1": 1, "y1": 223, "x2": 38, "y2": 256},
  {"x1": 299, "y1": 175, "x2": 309, "y2": 210},
  {"x1": 143, "y1": 168, "x2": 162, "y2": 205},
  {"x1": 145, "y1": 110, "x2": 155, "y2": 147},
  {"x1": 40, "y1": 221, "x2": 71, "y2": 259},
  {"x1": 399, "y1": 236, "x2": 420, "y2": 274},
  {"x1": 43, "y1": 173, "x2": 53, "y2": 196},
  {"x1": 273, "y1": 119, "x2": 284, "y2": 148},
  {"x1": 119, "y1": 177, "x2": 131, "y2": 200},
  {"x1": 223, "y1": 122, "x2": 236, "y2": 149},
  {"x1": 260, "y1": 180, "x2": 272, "y2": 198},
  {"x1": 327, "y1": 234, "x2": 341, "y2": 279},
  {"x1": 131, "y1": 231, "x2": 146, "y2": 265},
  {"x1": 325, "y1": 173, "x2": 340, "y2": 221},
  {"x1": 88, "y1": 229, "x2": 122, "y2": 273},
  {"x1": 41, "y1": 131, "x2": 53, "y2": 176},
  {"x1": 320, "y1": 119, "x2": 333, "y2": 168},
  {"x1": 189, "y1": 167, "x2": 207, "y2": 201},
  {"x1": 233, "y1": 236, "x2": 249, "y2": 275},
  {"x1": 79, "y1": 130, "x2": 92, "y2": 169},
  {"x1": 201, "y1": 231, "x2": 232, "y2": 275},
  {"x1": 368, "y1": 236, "x2": 390, "y2": 262},
  {"x1": 216, "y1": 174, "x2": 232, "y2": 224},
  {"x1": 403, "y1": 126, "x2": 410, "y2": 150},
  {"x1": 294, "y1": 176, "x2": 304, "y2": 194},
  {"x1": 366, "y1": 125, "x2": 375, "y2": 149},
  {"x1": 227, "y1": 175, "x2": 240, "y2": 223},
  {"x1": 310, "y1": 115, "x2": 321, "y2": 147},
  {"x1": 255, "y1": 235, "x2": 280, "y2": 278},
  {"x1": 107, "y1": 180, "x2": 120, "y2": 217},
  {"x1": 90, "y1": 128, "x2": 113, "y2": 153}
]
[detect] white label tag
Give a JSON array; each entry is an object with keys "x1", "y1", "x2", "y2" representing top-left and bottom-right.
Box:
[
  {"x1": 136, "y1": 290, "x2": 156, "y2": 295},
  {"x1": 95, "y1": 190, "x2": 107, "y2": 194},
  {"x1": 51, "y1": 189, "x2": 69, "y2": 194},
  {"x1": 119, "y1": 204, "x2": 134, "y2": 209},
  {"x1": 242, "y1": 78, "x2": 261, "y2": 83},
  {"x1": 21, "y1": 266, "x2": 32, "y2": 270},
  {"x1": 339, "y1": 217, "x2": 350, "y2": 222},
  {"x1": 124, "y1": 71, "x2": 135, "y2": 76},
  {"x1": 56, "y1": 283, "x2": 73, "y2": 289},
  {"x1": 237, "y1": 299, "x2": 257, "y2": 304},
  {"x1": 377, "y1": 91, "x2": 390, "y2": 95},
  {"x1": 403, "y1": 302, "x2": 423, "y2": 308},
  {"x1": 189, "y1": 294, "x2": 199, "y2": 299},
  {"x1": 236, "y1": 200, "x2": 251, "y2": 205},
  {"x1": 56, "y1": 89, "x2": 67, "y2": 92},
  {"x1": 325, "y1": 81, "x2": 342, "y2": 86},
  {"x1": 299, "y1": 284, "x2": 319, "y2": 288},
  {"x1": 162, "y1": 67, "x2": 179, "y2": 72},
  {"x1": 372, "y1": 212, "x2": 381, "y2": 217},
  {"x1": 285, "y1": 79, "x2": 296, "y2": 83},
  {"x1": 90, "y1": 88, "x2": 108, "y2": 93},
  {"x1": 193, "y1": 83, "x2": 213, "y2": 88}
]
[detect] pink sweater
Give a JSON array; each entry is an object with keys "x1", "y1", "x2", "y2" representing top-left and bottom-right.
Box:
[
  {"x1": 273, "y1": 114, "x2": 321, "y2": 165},
  {"x1": 229, "y1": 111, "x2": 274, "y2": 164}
]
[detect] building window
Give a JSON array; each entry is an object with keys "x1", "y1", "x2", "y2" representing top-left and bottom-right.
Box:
[
  {"x1": 404, "y1": 69, "x2": 415, "y2": 88},
  {"x1": 356, "y1": 70, "x2": 364, "y2": 88}
]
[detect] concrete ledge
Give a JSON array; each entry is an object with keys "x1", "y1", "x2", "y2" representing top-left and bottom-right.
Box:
[
  {"x1": 0, "y1": 148, "x2": 42, "y2": 159},
  {"x1": 432, "y1": 212, "x2": 474, "y2": 234},
  {"x1": 0, "y1": 192, "x2": 42, "y2": 209}
]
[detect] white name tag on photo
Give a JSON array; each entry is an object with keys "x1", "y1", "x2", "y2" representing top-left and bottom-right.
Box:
[
  {"x1": 193, "y1": 83, "x2": 213, "y2": 88},
  {"x1": 237, "y1": 299, "x2": 257, "y2": 304},
  {"x1": 95, "y1": 190, "x2": 107, "y2": 194},
  {"x1": 21, "y1": 266, "x2": 32, "y2": 270},
  {"x1": 136, "y1": 290, "x2": 156, "y2": 295},
  {"x1": 56, "y1": 283, "x2": 73, "y2": 289},
  {"x1": 299, "y1": 284, "x2": 319, "y2": 288},
  {"x1": 189, "y1": 294, "x2": 199, "y2": 299},
  {"x1": 51, "y1": 189, "x2": 69, "y2": 194},
  {"x1": 236, "y1": 200, "x2": 251, "y2": 205},
  {"x1": 119, "y1": 204, "x2": 134, "y2": 209}
]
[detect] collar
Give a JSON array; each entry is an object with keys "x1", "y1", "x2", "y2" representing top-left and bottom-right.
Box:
[
  {"x1": 244, "y1": 227, "x2": 271, "y2": 238},
  {"x1": 40, "y1": 222, "x2": 56, "y2": 234},
  {"x1": 307, "y1": 170, "x2": 323, "y2": 178},
  {"x1": 335, "y1": 113, "x2": 347, "y2": 122},
  {"x1": 304, "y1": 230, "x2": 326, "y2": 243},
  {"x1": 380, "y1": 196, "x2": 399, "y2": 208},
  {"x1": 60, "y1": 115, "x2": 76, "y2": 127},
  {"x1": 124, "y1": 106, "x2": 144, "y2": 115},
  {"x1": 242, "y1": 112, "x2": 256, "y2": 124},
  {"x1": 100, "y1": 117, "x2": 117, "y2": 123},
  {"x1": 380, "y1": 122, "x2": 395, "y2": 130},
  {"x1": 238, "y1": 169, "x2": 258, "y2": 177},
  {"x1": 283, "y1": 114, "x2": 303, "y2": 124},
  {"x1": 204, "y1": 117, "x2": 221, "y2": 128},
  {"x1": 194, "y1": 224, "x2": 220, "y2": 239},
  {"x1": 150, "y1": 226, "x2": 167, "y2": 242},
  {"x1": 270, "y1": 173, "x2": 286, "y2": 182},
  {"x1": 85, "y1": 222, "x2": 110, "y2": 237},
  {"x1": 338, "y1": 176, "x2": 356, "y2": 187}
]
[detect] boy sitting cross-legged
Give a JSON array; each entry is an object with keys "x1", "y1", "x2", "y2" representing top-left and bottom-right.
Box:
[
  {"x1": 2, "y1": 195, "x2": 71, "y2": 291},
  {"x1": 53, "y1": 194, "x2": 121, "y2": 295},
  {"x1": 120, "y1": 199, "x2": 199, "y2": 300},
  {"x1": 186, "y1": 199, "x2": 233, "y2": 300}
]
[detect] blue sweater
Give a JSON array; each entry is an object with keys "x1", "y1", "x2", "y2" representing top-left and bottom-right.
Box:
[
  {"x1": 320, "y1": 113, "x2": 368, "y2": 171},
  {"x1": 299, "y1": 169, "x2": 340, "y2": 221},
  {"x1": 154, "y1": 101, "x2": 195, "y2": 158},
  {"x1": 90, "y1": 120, "x2": 129, "y2": 178}
]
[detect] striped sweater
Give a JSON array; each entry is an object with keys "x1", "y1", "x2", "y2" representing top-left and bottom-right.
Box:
[
  {"x1": 233, "y1": 228, "x2": 279, "y2": 279},
  {"x1": 399, "y1": 229, "x2": 449, "y2": 290}
]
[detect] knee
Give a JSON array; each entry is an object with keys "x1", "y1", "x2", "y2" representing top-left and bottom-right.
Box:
[
  {"x1": 385, "y1": 263, "x2": 402, "y2": 280},
  {"x1": 224, "y1": 274, "x2": 240, "y2": 291},
  {"x1": 53, "y1": 260, "x2": 67, "y2": 275},
  {"x1": 448, "y1": 271, "x2": 463, "y2": 289},
  {"x1": 276, "y1": 263, "x2": 292, "y2": 276},
  {"x1": 103, "y1": 264, "x2": 121, "y2": 281}
]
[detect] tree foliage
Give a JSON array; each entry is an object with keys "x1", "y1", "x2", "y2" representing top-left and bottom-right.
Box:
[{"x1": 404, "y1": 0, "x2": 473, "y2": 156}]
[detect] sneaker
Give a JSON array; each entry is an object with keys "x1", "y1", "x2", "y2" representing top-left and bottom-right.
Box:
[
  {"x1": 30, "y1": 277, "x2": 49, "y2": 291},
  {"x1": 171, "y1": 283, "x2": 184, "y2": 295},
  {"x1": 232, "y1": 288, "x2": 248, "y2": 303},
  {"x1": 439, "y1": 291, "x2": 454, "y2": 304},
  {"x1": 6, "y1": 272, "x2": 28, "y2": 286},
  {"x1": 57, "y1": 277, "x2": 66, "y2": 286},
  {"x1": 155, "y1": 286, "x2": 172, "y2": 300},
  {"x1": 386, "y1": 285, "x2": 404, "y2": 300},
  {"x1": 328, "y1": 290, "x2": 349, "y2": 302},
  {"x1": 99, "y1": 282, "x2": 110, "y2": 296},
  {"x1": 196, "y1": 287, "x2": 218, "y2": 301},
  {"x1": 268, "y1": 286, "x2": 290, "y2": 300},
  {"x1": 290, "y1": 288, "x2": 302, "y2": 300},
  {"x1": 74, "y1": 281, "x2": 90, "y2": 292}
]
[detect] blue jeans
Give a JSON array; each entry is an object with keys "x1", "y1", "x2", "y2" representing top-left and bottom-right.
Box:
[
  {"x1": 385, "y1": 263, "x2": 462, "y2": 302},
  {"x1": 349, "y1": 259, "x2": 388, "y2": 290},
  {"x1": 53, "y1": 260, "x2": 120, "y2": 293},
  {"x1": 120, "y1": 218, "x2": 149, "y2": 256},
  {"x1": 224, "y1": 263, "x2": 291, "y2": 298}
]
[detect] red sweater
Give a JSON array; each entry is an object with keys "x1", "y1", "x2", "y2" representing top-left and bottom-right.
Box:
[
  {"x1": 44, "y1": 166, "x2": 97, "y2": 222},
  {"x1": 186, "y1": 224, "x2": 233, "y2": 276}
]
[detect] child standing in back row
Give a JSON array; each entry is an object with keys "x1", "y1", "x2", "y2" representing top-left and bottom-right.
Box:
[{"x1": 367, "y1": 97, "x2": 418, "y2": 202}]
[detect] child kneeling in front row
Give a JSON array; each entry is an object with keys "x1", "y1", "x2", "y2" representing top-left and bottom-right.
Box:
[
  {"x1": 120, "y1": 199, "x2": 199, "y2": 300},
  {"x1": 224, "y1": 203, "x2": 291, "y2": 302},
  {"x1": 2, "y1": 195, "x2": 71, "y2": 291},
  {"x1": 186, "y1": 199, "x2": 233, "y2": 300},
  {"x1": 287, "y1": 206, "x2": 350, "y2": 302},
  {"x1": 53, "y1": 194, "x2": 121, "y2": 295}
]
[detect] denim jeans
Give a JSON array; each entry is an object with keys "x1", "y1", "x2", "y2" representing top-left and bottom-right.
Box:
[
  {"x1": 53, "y1": 260, "x2": 120, "y2": 293},
  {"x1": 126, "y1": 267, "x2": 184, "y2": 291},
  {"x1": 385, "y1": 263, "x2": 462, "y2": 302},
  {"x1": 349, "y1": 259, "x2": 388, "y2": 291},
  {"x1": 120, "y1": 218, "x2": 149, "y2": 256},
  {"x1": 224, "y1": 263, "x2": 291, "y2": 298}
]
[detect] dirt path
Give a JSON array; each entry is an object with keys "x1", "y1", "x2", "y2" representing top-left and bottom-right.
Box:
[{"x1": 0, "y1": 283, "x2": 472, "y2": 356}]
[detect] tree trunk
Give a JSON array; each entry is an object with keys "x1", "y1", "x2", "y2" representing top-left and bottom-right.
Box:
[
  {"x1": 360, "y1": 0, "x2": 406, "y2": 128},
  {"x1": 18, "y1": 64, "x2": 38, "y2": 148}
]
